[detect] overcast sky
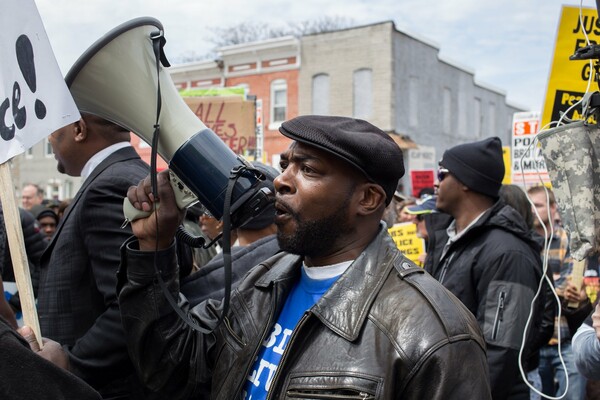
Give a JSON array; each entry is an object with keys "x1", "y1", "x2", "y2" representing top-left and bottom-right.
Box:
[{"x1": 35, "y1": 0, "x2": 595, "y2": 112}]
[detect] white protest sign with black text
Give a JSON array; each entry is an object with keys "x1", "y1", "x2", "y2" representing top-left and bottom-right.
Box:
[
  {"x1": 0, "y1": 0, "x2": 79, "y2": 164},
  {"x1": 511, "y1": 111, "x2": 549, "y2": 186}
]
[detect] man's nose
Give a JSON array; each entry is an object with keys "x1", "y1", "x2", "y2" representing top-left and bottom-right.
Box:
[{"x1": 273, "y1": 169, "x2": 292, "y2": 195}]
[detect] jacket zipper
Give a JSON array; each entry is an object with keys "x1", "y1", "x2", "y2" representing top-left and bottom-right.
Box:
[
  {"x1": 285, "y1": 390, "x2": 374, "y2": 399},
  {"x1": 266, "y1": 312, "x2": 311, "y2": 400},
  {"x1": 224, "y1": 315, "x2": 246, "y2": 347},
  {"x1": 438, "y1": 252, "x2": 455, "y2": 284},
  {"x1": 492, "y1": 291, "x2": 506, "y2": 341},
  {"x1": 234, "y1": 287, "x2": 279, "y2": 398}
]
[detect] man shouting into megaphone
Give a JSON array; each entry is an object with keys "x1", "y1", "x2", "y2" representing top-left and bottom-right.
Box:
[{"x1": 117, "y1": 115, "x2": 492, "y2": 399}]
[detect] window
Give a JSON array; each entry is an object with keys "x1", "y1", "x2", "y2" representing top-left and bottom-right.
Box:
[
  {"x1": 409, "y1": 76, "x2": 419, "y2": 128},
  {"x1": 474, "y1": 97, "x2": 482, "y2": 138},
  {"x1": 488, "y1": 102, "x2": 496, "y2": 136},
  {"x1": 443, "y1": 87, "x2": 452, "y2": 134},
  {"x1": 64, "y1": 180, "x2": 74, "y2": 199},
  {"x1": 458, "y1": 91, "x2": 467, "y2": 134},
  {"x1": 353, "y1": 69, "x2": 372, "y2": 119},
  {"x1": 48, "y1": 181, "x2": 60, "y2": 200},
  {"x1": 312, "y1": 74, "x2": 330, "y2": 115},
  {"x1": 270, "y1": 79, "x2": 287, "y2": 126},
  {"x1": 44, "y1": 138, "x2": 53, "y2": 157}
]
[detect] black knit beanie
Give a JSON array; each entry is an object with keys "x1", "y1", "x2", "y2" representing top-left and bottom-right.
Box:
[{"x1": 440, "y1": 137, "x2": 504, "y2": 198}]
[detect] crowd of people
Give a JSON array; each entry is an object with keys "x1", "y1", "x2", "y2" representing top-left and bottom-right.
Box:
[
  {"x1": 1, "y1": 111, "x2": 599, "y2": 400},
  {"x1": 389, "y1": 145, "x2": 600, "y2": 400}
]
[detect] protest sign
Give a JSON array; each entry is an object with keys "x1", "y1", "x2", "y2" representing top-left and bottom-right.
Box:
[
  {"x1": 388, "y1": 222, "x2": 426, "y2": 266},
  {"x1": 407, "y1": 146, "x2": 436, "y2": 197},
  {"x1": 1, "y1": 0, "x2": 79, "y2": 163},
  {"x1": 511, "y1": 111, "x2": 549, "y2": 186},
  {"x1": 541, "y1": 5, "x2": 600, "y2": 128},
  {"x1": 183, "y1": 96, "x2": 256, "y2": 156}
]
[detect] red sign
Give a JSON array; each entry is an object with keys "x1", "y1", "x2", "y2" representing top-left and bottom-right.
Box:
[{"x1": 410, "y1": 170, "x2": 434, "y2": 198}]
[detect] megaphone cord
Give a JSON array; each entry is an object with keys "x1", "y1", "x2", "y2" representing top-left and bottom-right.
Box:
[{"x1": 149, "y1": 171, "x2": 244, "y2": 334}]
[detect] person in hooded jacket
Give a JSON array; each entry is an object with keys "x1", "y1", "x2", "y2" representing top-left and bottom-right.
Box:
[
  {"x1": 499, "y1": 184, "x2": 556, "y2": 399},
  {"x1": 424, "y1": 137, "x2": 544, "y2": 400}
]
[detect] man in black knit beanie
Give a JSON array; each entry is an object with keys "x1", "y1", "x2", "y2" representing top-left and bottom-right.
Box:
[{"x1": 424, "y1": 137, "x2": 544, "y2": 400}]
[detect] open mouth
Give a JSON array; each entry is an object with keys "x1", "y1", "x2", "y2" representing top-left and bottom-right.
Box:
[{"x1": 274, "y1": 199, "x2": 292, "y2": 221}]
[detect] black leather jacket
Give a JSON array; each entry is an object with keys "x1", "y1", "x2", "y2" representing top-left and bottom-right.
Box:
[{"x1": 118, "y1": 226, "x2": 492, "y2": 399}]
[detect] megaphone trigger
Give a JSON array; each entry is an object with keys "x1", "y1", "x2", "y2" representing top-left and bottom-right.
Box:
[{"x1": 121, "y1": 170, "x2": 198, "y2": 225}]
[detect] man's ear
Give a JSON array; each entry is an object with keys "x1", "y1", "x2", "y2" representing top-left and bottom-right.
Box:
[
  {"x1": 356, "y1": 183, "x2": 387, "y2": 215},
  {"x1": 73, "y1": 118, "x2": 88, "y2": 142}
]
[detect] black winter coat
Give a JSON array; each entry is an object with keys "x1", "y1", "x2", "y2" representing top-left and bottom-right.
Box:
[{"x1": 424, "y1": 201, "x2": 544, "y2": 400}]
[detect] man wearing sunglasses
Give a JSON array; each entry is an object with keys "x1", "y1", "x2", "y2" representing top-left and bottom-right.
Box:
[{"x1": 423, "y1": 137, "x2": 544, "y2": 400}]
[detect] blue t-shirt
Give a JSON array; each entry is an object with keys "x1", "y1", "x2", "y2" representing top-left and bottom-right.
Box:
[{"x1": 243, "y1": 268, "x2": 340, "y2": 399}]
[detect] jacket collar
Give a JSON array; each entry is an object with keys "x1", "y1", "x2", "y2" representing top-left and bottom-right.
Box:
[
  {"x1": 312, "y1": 225, "x2": 397, "y2": 341},
  {"x1": 42, "y1": 147, "x2": 141, "y2": 263},
  {"x1": 256, "y1": 225, "x2": 397, "y2": 342}
]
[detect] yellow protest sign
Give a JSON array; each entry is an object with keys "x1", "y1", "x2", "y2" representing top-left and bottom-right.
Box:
[
  {"x1": 542, "y1": 5, "x2": 600, "y2": 128},
  {"x1": 502, "y1": 146, "x2": 511, "y2": 184},
  {"x1": 388, "y1": 222, "x2": 426, "y2": 266}
]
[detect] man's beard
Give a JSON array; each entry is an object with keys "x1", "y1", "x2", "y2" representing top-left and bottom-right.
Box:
[{"x1": 277, "y1": 196, "x2": 355, "y2": 258}]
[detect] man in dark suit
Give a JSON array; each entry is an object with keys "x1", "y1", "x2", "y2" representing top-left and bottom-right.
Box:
[{"x1": 35, "y1": 113, "x2": 149, "y2": 399}]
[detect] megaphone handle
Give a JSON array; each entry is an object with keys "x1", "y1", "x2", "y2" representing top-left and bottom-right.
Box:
[{"x1": 122, "y1": 171, "x2": 198, "y2": 223}]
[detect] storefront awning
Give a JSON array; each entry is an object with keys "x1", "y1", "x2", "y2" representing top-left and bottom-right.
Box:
[{"x1": 387, "y1": 133, "x2": 417, "y2": 150}]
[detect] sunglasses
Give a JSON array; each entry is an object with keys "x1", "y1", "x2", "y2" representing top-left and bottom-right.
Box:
[{"x1": 437, "y1": 168, "x2": 450, "y2": 182}]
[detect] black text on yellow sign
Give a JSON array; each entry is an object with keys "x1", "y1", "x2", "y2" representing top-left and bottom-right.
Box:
[
  {"x1": 542, "y1": 5, "x2": 600, "y2": 127},
  {"x1": 388, "y1": 223, "x2": 425, "y2": 266}
]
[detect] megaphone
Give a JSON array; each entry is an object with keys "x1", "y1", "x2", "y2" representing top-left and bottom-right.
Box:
[{"x1": 65, "y1": 17, "x2": 271, "y2": 226}]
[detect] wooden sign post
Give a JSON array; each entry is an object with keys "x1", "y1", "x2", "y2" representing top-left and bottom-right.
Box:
[{"x1": 0, "y1": 163, "x2": 42, "y2": 345}]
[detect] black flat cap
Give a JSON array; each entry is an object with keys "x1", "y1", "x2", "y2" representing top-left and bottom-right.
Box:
[{"x1": 279, "y1": 115, "x2": 405, "y2": 205}]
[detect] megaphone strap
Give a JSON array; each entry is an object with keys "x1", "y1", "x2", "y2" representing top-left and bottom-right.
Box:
[{"x1": 145, "y1": 27, "x2": 227, "y2": 335}]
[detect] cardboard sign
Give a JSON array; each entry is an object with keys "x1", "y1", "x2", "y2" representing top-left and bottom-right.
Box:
[
  {"x1": 541, "y1": 5, "x2": 600, "y2": 128},
  {"x1": 388, "y1": 222, "x2": 426, "y2": 266},
  {"x1": 0, "y1": 0, "x2": 79, "y2": 164},
  {"x1": 184, "y1": 96, "x2": 256, "y2": 155},
  {"x1": 511, "y1": 111, "x2": 549, "y2": 186}
]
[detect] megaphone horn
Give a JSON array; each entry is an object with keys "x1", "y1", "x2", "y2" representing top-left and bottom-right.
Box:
[{"x1": 65, "y1": 17, "x2": 271, "y2": 225}]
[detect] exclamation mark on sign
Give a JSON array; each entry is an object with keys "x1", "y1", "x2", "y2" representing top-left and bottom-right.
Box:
[{"x1": 16, "y1": 34, "x2": 46, "y2": 120}]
